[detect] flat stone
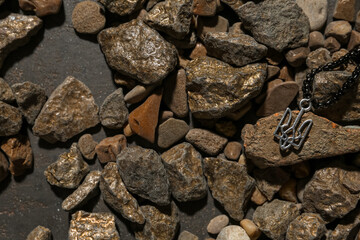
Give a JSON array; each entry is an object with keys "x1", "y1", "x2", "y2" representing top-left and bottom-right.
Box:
[
  {"x1": 0, "y1": 78, "x2": 14, "y2": 103},
  {"x1": 12, "y1": 81, "x2": 47, "y2": 125},
  {"x1": 98, "y1": 19, "x2": 177, "y2": 85},
  {"x1": 267, "y1": 79, "x2": 283, "y2": 90},
  {"x1": 0, "y1": 101, "x2": 22, "y2": 137},
  {"x1": 100, "y1": 88, "x2": 128, "y2": 129},
  {"x1": 97, "y1": 0, "x2": 145, "y2": 16},
  {"x1": 100, "y1": 162, "x2": 145, "y2": 224},
  {"x1": 223, "y1": 141, "x2": 242, "y2": 161},
  {"x1": 348, "y1": 30, "x2": 360, "y2": 51},
  {"x1": 325, "y1": 20, "x2": 352, "y2": 45},
  {"x1": 179, "y1": 231, "x2": 198, "y2": 240},
  {"x1": 69, "y1": 211, "x2": 120, "y2": 240},
  {"x1": 197, "y1": 15, "x2": 229, "y2": 39},
  {"x1": 242, "y1": 112, "x2": 360, "y2": 168},
  {"x1": 44, "y1": 143, "x2": 89, "y2": 189},
  {"x1": 26, "y1": 226, "x2": 52, "y2": 240},
  {"x1": 1, "y1": 134, "x2": 33, "y2": 176},
  {"x1": 296, "y1": 0, "x2": 328, "y2": 31},
  {"x1": 253, "y1": 199, "x2": 300, "y2": 240},
  {"x1": 72, "y1": 1, "x2": 106, "y2": 34},
  {"x1": 239, "y1": 219, "x2": 261, "y2": 240},
  {"x1": 324, "y1": 37, "x2": 341, "y2": 53},
  {"x1": 193, "y1": 0, "x2": 217, "y2": 16},
  {"x1": 327, "y1": 207, "x2": 360, "y2": 240},
  {"x1": 237, "y1": 0, "x2": 309, "y2": 52},
  {"x1": 62, "y1": 171, "x2": 101, "y2": 211},
  {"x1": 33, "y1": 76, "x2": 99, "y2": 143},
  {"x1": 279, "y1": 177, "x2": 298, "y2": 202},
  {"x1": 207, "y1": 215, "x2": 229, "y2": 235},
  {"x1": 216, "y1": 225, "x2": 250, "y2": 240},
  {"x1": 0, "y1": 14, "x2": 42, "y2": 69},
  {"x1": 0, "y1": 151, "x2": 8, "y2": 183},
  {"x1": 95, "y1": 134, "x2": 127, "y2": 164},
  {"x1": 309, "y1": 31, "x2": 325, "y2": 50},
  {"x1": 78, "y1": 134, "x2": 97, "y2": 160},
  {"x1": 306, "y1": 48, "x2": 332, "y2": 69},
  {"x1": 286, "y1": 213, "x2": 327, "y2": 240},
  {"x1": 204, "y1": 157, "x2": 255, "y2": 221},
  {"x1": 124, "y1": 85, "x2": 155, "y2": 104},
  {"x1": 285, "y1": 47, "x2": 310, "y2": 68},
  {"x1": 117, "y1": 146, "x2": 170, "y2": 206},
  {"x1": 19, "y1": 0, "x2": 62, "y2": 17},
  {"x1": 333, "y1": 0, "x2": 356, "y2": 22},
  {"x1": 185, "y1": 56, "x2": 267, "y2": 119},
  {"x1": 157, "y1": 118, "x2": 189, "y2": 149}
]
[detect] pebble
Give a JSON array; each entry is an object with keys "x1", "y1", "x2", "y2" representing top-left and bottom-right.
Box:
[
  {"x1": 239, "y1": 219, "x2": 261, "y2": 240},
  {"x1": 309, "y1": 31, "x2": 325, "y2": 50},
  {"x1": 324, "y1": 20, "x2": 352, "y2": 45},
  {"x1": 78, "y1": 134, "x2": 97, "y2": 160},
  {"x1": 19, "y1": 0, "x2": 62, "y2": 17},
  {"x1": 197, "y1": 15, "x2": 229, "y2": 39},
  {"x1": 98, "y1": 0, "x2": 145, "y2": 16},
  {"x1": 356, "y1": 11, "x2": 360, "y2": 31},
  {"x1": 179, "y1": 230, "x2": 199, "y2": 240},
  {"x1": 157, "y1": 118, "x2": 190, "y2": 149},
  {"x1": 216, "y1": 225, "x2": 250, "y2": 240},
  {"x1": 306, "y1": 48, "x2": 331, "y2": 69},
  {"x1": 124, "y1": 84, "x2": 155, "y2": 104},
  {"x1": 0, "y1": 101, "x2": 22, "y2": 137},
  {"x1": 223, "y1": 142, "x2": 242, "y2": 161},
  {"x1": 26, "y1": 226, "x2": 52, "y2": 240},
  {"x1": 190, "y1": 42, "x2": 207, "y2": 59},
  {"x1": 100, "y1": 88, "x2": 128, "y2": 129},
  {"x1": 0, "y1": 78, "x2": 14, "y2": 103},
  {"x1": 72, "y1": 1, "x2": 105, "y2": 34},
  {"x1": 123, "y1": 123, "x2": 134, "y2": 137},
  {"x1": 0, "y1": 151, "x2": 8, "y2": 182},
  {"x1": 251, "y1": 186, "x2": 267, "y2": 205},
  {"x1": 279, "y1": 177, "x2": 297, "y2": 202},
  {"x1": 333, "y1": 0, "x2": 356, "y2": 22},
  {"x1": 193, "y1": 0, "x2": 217, "y2": 16},
  {"x1": 324, "y1": 37, "x2": 341, "y2": 53},
  {"x1": 159, "y1": 110, "x2": 174, "y2": 123},
  {"x1": 286, "y1": 213, "x2": 327, "y2": 240},
  {"x1": 278, "y1": 65, "x2": 294, "y2": 82},
  {"x1": 285, "y1": 47, "x2": 310, "y2": 68},
  {"x1": 185, "y1": 128, "x2": 228, "y2": 156},
  {"x1": 95, "y1": 134, "x2": 127, "y2": 164},
  {"x1": 207, "y1": 215, "x2": 229, "y2": 235},
  {"x1": 267, "y1": 79, "x2": 283, "y2": 90},
  {"x1": 215, "y1": 120, "x2": 237, "y2": 138},
  {"x1": 292, "y1": 161, "x2": 311, "y2": 179},
  {"x1": 348, "y1": 30, "x2": 360, "y2": 51},
  {"x1": 267, "y1": 65, "x2": 280, "y2": 80},
  {"x1": 295, "y1": 0, "x2": 328, "y2": 31}
]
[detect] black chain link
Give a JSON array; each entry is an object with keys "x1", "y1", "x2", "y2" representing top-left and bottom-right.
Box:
[{"x1": 302, "y1": 46, "x2": 360, "y2": 109}]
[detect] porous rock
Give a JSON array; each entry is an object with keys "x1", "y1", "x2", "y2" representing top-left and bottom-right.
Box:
[
  {"x1": 0, "y1": 101, "x2": 22, "y2": 137},
  {"x1": 19, "y1": 0, "x2": 62, "y2": 17},
  {"x1": 157, "y1": 118, "x2": 189, "y2": 149},
  {"x1": 296, "y1": 0, "x2": 328, "y2": 31},
  {"x1": 0, "y1": 78, "x2": 15, "y2": 103},
  {"x1": 216, "y1": 225, "x2": 250, "y2": 240},
  {"x1": 306, "y1": 48, "x2": 332, "y2": 69},
  {"x1": 95, "y1": 134, "x2": 127, "y2": 164},
  {"x1": 100, "y1": 88, "x2": 128, "y2": 129},
  {"x1": 78, "y1": 134, "x2": 97, "y2": 160},
  {"x1": 286, "y1": 213, "x2": 327, "y2": 240},
  {"x1": 26, "y1": 226, "x2": 52, "y2": 240},
  {"x1": 0, "y1": 151, "x2": 8, "y2": 182},
  {"x1": 72, "y1": 1, "x2": 106, "y2": 34},
  {"x1": 98, "y1": 0, "x2": 145, "y2": 16}
]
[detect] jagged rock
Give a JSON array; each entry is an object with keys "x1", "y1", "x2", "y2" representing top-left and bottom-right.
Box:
[
  {"x1": 286, "y1": 213, "x2": 327, "y2": 240},
  {"x1": 78, "y1": 134, "x2": 97, "y2": 160},
  {"x1": 327, "y1": 207, "x2": 360, "y2": 240},
  {"x1": 26, "y1": 226, "x2": 52, "y2": 240},
  {"x1": 0, "y1": 101, "x2": 22, "y2": 137},
  {"x1": 296, "y1": 0, "x2": 328, "y2": 31},
  {"x1": 19, "y1": 0, "x2": 63, "y2": 17},
  {"x1": 97, "y1": 0, "x2": 146, "y2": 16},
  {"x1": 95, "y1": 134, "x2": 127, "y2": 164},
  {"x1": 99, "y1": 88, "x2": 128, "y2": 129},
  {"x1": 0, "y1": 78, "x2": 15, "y2": 103}
]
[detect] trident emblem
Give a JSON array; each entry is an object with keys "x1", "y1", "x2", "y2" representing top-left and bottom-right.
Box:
[{"x1": 274, "y1": 99, "x2": 313, "y2": 151}]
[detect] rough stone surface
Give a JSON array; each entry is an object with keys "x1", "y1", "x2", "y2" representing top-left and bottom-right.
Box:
[
  {"x1": 296, "y1": 0, "x2": 328, "y2": 31},
  {"x1": 62, "y1": 171, "x2": 101, "y2": 211},
  {"x1": 242, "y1": 111, "x2": 360, "y2": 168},
  {"x1": 267, "y1": 65, "x2": 280, "y2": 80},
  {"x1": 204, "y1": 157, "x2": 255, "y2": 221},
  {"x1": 185, "y1": 128, "x2": 228, "y2": 156},
  {"x1": 325, "y1": 20, "x2": 352, "y2": 45},
  {"x1": 72, "y1": 1, "x2": 106, "y2": 34},
  {"x1": 325, "y1": 37, "x2": 341, "y2": 53},
  {"x1": 185, "y1": 56, "x2": 267, "y2": 119},
  {"x1": 0, "y1": 101, "x2": 22, "y2": 137},
  {"x1": 33, "y1": 76, "x2": 99, "y2": 143},
  {"x1": 0, "y1": 151, "x2": 8, "y2": 183},
  {"x1": 12, "y1": 81, "x2": 47, "y2": 125},
  {"x1": 161, "y1": 142, "x2": 207, "y2": 202},
  {"x1": 333, "y1": 0, "x2": 356, "y2": 22},
  {"x1": 78, "y1": 134, "x2": 97, "y2": 160},
  {"x1": 98, "y1": 19, "x2": 177, "y2": 85},
  {"x1": 223, "y1": 141, "x2": 242, "y2": 161},
  {"x1": 0, "y1": 14, "x2": 43, "y2": 69},
  {"x1": 190, "y1": 42, "x2": 207, "y2": 60},
  {"x1": 253, "y1": 199, "x2": 301, "y2": 240},
  {"x1": 207, "y1": 215, "x2": 229, "y2": 235},
  {"x1": 98, "y1": 0, "x2": 145, "y2": 16},
  {"x1": 117, "y1": 146, "x2": 170, "y2": 206},
  {"x1": 44, "y1": 143, "x2": 90, "y2": 189},
  {"x1": 157, "y1": 118, "x2": 189, "y2": 149},
  {"x1": 286, "y1": 213, "x2": 327, "y2": 240},
  {"x1": 216, "y1": 225, "x2": 250, "y2": 240},
  {"x1": 0, "y1": 78, "x2": 15, "y2": 103},
  {"x1": 309, "y1": 31, "x2": 325, "y2": 50},
  {"x1": 237, "y1": 0, "x2": 310, "y2": 52},
  {"x1": 327, "y1": 207, "x2": 360, "y2": 240},
  {"x1": 69, "y1": 211, "x2": 120, "y2": 240},
  {"x1": 306, "y1": 48, "x2": 332, "y2": 69},
  {"x1": 100, "y1": 162, "x2": 145, "y2": 224},
  {"x1": 19, "y1": 0, "x2": 62, "y2": 17},
  {"x1": 251, "y1": 186, "x2": 267, "y2": 206},
  {"x1": 179, "y1": 231, "x2": 198, "y2": 240},
  {"x1": 193, "y1": 0, "x2": 217, "y2": 16},
  {"x1": 95, "y1": 134, "x2": 127, "y2": 164},
  {"x1": 285, "y1": 47, "x2": 310, "y2": 68},
  {"x1": 279, "y1": 177, "x2": 298, "y2": 202},
  {"x1": 26, "y1": 226, "x2": 52, "y2": 240},
  {"x1": 99, "y1": 88, "x2": 128, "y2": 129}
]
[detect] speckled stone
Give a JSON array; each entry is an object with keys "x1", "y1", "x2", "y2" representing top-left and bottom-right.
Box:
[
  {"x1": 306, "y1": 48, "x2": 332, "y2": 69},
  {"x1": 99, "y1": 88, "x2": 128, "y2": 129},
  {"x1": 179, "y1": 231, "x2": 198, "y2": 240},
  {"x1": 72, "y1": 1, "x2": 106, "y2": 34},
  {"x1": 216, "y1": 225, "x2": 250, "y2": 240},
  {"x1": 95, "y1": 134, "x2": 127, "y2": 164},
  {"x1": 325, "y1": 20, "x2": 352, "y2": 45},
  {"x1": 78, "y1": 134, "x2": 97, "y2": 160},
  {"x1": 333, "y1": 0, "x2": 356, "y2": 22},
  {"x1": 296, "y1": 0, "x2": 328, "y2": 31},
  {"x1": 157, "y1": 118, "x2": 190, "y2": 149},
  {"x1": 0, "y1": 101, "x2": 22, "y2": 137},
  {"x1": 0, "y1": 78, "x2": 14, "y2": 103},
  {"x1": 223, "y1": 141, "x2": 242, "y2": 161},
  {"x1": 97, "y1": 0, "x2": 145, "y2": 16},
  {"x1": 26, "y1": 226, "x2": 52, "y2": 240},
  {"x1": 286, "y1": 213, "x2": 327, "y2": 240}
]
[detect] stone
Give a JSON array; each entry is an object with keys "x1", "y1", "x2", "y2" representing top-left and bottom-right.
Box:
[
  {"x1": 26, "y1": 226, "x2": 51, "y2": 240},
  {"x1": 0, "y1": 78, "x2": 15, "y2": 103},
  {"x1": 0, "y1": 101, "x2": 22, "y2": 137},
  {"x1": 357, "y1": 11, "x2": 360, "y2": 32},
  {"x1": 190, "y1": 42, "x2": 207, "y2": 60},
  {"x1": 285, "y1": 47, "x2": 310, "y2": 68},
  {"x1": 0, "y1": 14, "x2": 42, "y2": 69},
  {"x1": 203, "y1": 32, "x2": 267, "y2": 67},
  {"x1": 242, "y1": 111, "x2": 360, "y2": 168},
  {"x1": 327, "y1": 207, "x2": 360, "y2": 240},
  {"x1": 12, "y1": 81, "x2": 47, "y2": 125},
  {"x1": 216, "y1": 225, "x2": 250, "y2": 240},
  {"x1": 278, "y1": 66, "x2": 294, "y2": 82},
  {"x1": 72, "y1": 1, "x2": 106, "y2": 34},
  {"x1": 1, "y1": 134, "x2": 33, "y2": 176},
  {"x1": 266, "y1": 48, "x2": 284, "y2": 65},
  {"x1": 237, "y1": 0, "x2": 309, "y2": 52},
  {"x1": 160, "y1": 111, "x2": 174, "y2": 123},
  {"x1": 324, "y1": 37, "x2": 341, "y2": 53},
  {"x1": 251, "y1": 186, "x2": 267, "y2": 205},
  {"x1": 123, "y1": 123, "x2": 134, "y2": 137},
  {"x1": 98, "y1": 20, "x2": 177, "y2": 85},
  {"x1": 117, "y1": 146, "x2": 170, "y2": 206},
  {"x1": 309, "y1": 31, "x2": 325, "y2": 50},
  {"x1": 229, "y1": 22, "x2": 244, "y2": 36},
  {"x1": 267, "y1": 65, "x2": 280, "y2": 80},
  {"x1": 78, "y1": 134, "x2": 97, "y2": 160},
  {"x1": 197, "y1": 15, "x2": 229, "y2": 39},
  {"x1": 296, "y1": 0, "x2": 328, "y2": 31},
  {"x1": 165, "y1": 31, "x2": 197, "y2": 49},
  {"x1": 185, "y1": 128, "x2": 228, "y2": 156},
  {"x1": 286, "y1": 213, "x2": 327, "y2": 240},
  {"x1": 69, "y1": 211, "x2": 120, "y2": 240},
  {"x1": 204, "y1": 157, "x2": 255, "y2": 220},
  {"x1": 62, "y1": 171, "x2": 101, "y2": 211},
  {"x1": 19, "y1": 0, "x2": 62, "y2": 17},
  {"x1": 161, "y1": 142, "x2": 207, "y2": 202},
  {"x1": 163, "y1": 69, "x2": 189, "y2": 118},
  {"x1": 33, "y1": 76, "x2": 99, "y2": 143},
  {"x1": 348, "y1": 30, "x2": 360, "y2": 51},
  {"x1": 225, "y1": 102, "x2": 252, "y2": 121},
  {"x1": 0, "y1": 152, "x2": 8, "y2": 182},
  {"x1": 253, "y1": 199, "x2": 301, "y2": 240},
  {"x1": 100, "y1": 88, "x2": 128, "y2": 129},
  {"x1": 113, "y1": 72, "x2": 137, "y2": 89},
  {"x1": 223, "y1": 141, "x2": 242, "y2": 161},
  {"x1": 128, "y1": 88, "x2": 162, "y2": 143},
  {"x1": 279, "y1": 177, "x2": 297, "y2": 202},
  {"x1": 95, "y1": 134, "x2": 126, "y2": 164},
  {"x1": 179, "y1": 231, "x2": 198, "y2": 240},
  {"x1": 215, "y1": 120, "x2": 237, "y2": 138},
  {"x1": 98, "y1": 0, "x2": 145, "y2": 16},
  {"x1": 333, "y1": 0, "x2": 356, "y2": 22},
  {"x1": 193, "y1": 0, "x2": 217, "y2": 16},
  {"x1": 157, "y1": 118, "x2": 189, "y2": 149},
  {"x1": 100, "y1": 162, "x2": 145, "y2": 224},
  {"x1": 207, "y1": 215, "x2": 229, "y2": 235},
  {"x1": 185, "y1": 56, "x2": 267, "y2": 119},
  {"x1": 325, "y1": 20, "x2": 352, "y2": 45},
  {"x1": 292, "y1": 161, "x2": 311, "y2": 179},
  {"x1": 267, "y1": 79, "x2": 284, "y2": 90},
  {"x1": 306, "y1": 48, "x2": 332, "y2": 69},
  {"x1": 124, "y1": 85, "x2": 155, "y2": 104},
  {"x1": 44, "y1": 143, "x2": 89, "y2": 189},
  {"x1": 239, "y1": 219, "x2": 261, "y2": 240}
]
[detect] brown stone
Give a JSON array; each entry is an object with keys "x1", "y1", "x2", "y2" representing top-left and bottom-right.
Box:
[
  {"x1": 278, "y1": 65, "x2": 294, "y2": 82},
  {"x1": 72, "y1": 1, "x2": 105, "y2": 34},
  {"x1": 325, "y1": 20, "x2": 352, "y2": 45},
  {"x1": 113, "y1": 72, "x2": 137, "y2": 89},
  {"x1": 267, "y1": 79, "x2": 284, "y2": 90},
  {"x1": 189, "y1": 42, "x2": 207, "y2": 60},
  {"x1": 98, "y1": 0, "x2": 145, "y2": 16},
  {"x1": 225, "y1": 102, "x2": 252, "y2": 121},
  {"x1": 292, "y1": 161, "x2": 311, "y2": 178},
  {"x1": 309, "y1": 31, "x2": 325, "y2": 50},
  {"x1": 123, "y1": 123, "x2": 134, "y2": 137},
  {"x1": 95, "y1": 134, "x2": 127, "y2": 164},
  {"x1": 0, "y1": 78, "x2": 15, "y2": 103},
  {"x1": 239, "y1": 219, "x2": 261, "y2": 240},
  {"x1": 279, "y1": 177, "x2": 297, "y2": 202},
  {"x1": 215, "y1": 120, "x2": 237, "y2": 138},
  {"x1": 285, "y1": 47, "x2": 310, "y2": 68},
  {"x1": 157, "y1": 118, "x2": 189, "y2": 149},
  {"x1": 19, "y1": 0, "x2": 62, "y2": 17},
  {"x1": 266, "y1": 48, "x2": 284, "y2": 65},
  {"x1": 193, "y1": 0, "x2": 217, "y2": 16},
  {"x1": 267, "y1": 65, "x2": 280, "y2": 81},
  {"x1": 229, "y1": 22, "x2": 244, "y2": 36},
  {"x1": 125, "y1": 85, "x2": 155, "y2": 105},
  {"x1": 0, "y1": 151, "x2": 8, "y2": 182},
  {"x1": 223, "y1": 141, "x2": 242, "y2": 161},
  {"x1": 179, "y1": 231, "x2": 198, "y2": 240},
  {"x1": 26, "y1": 226, "x2": 51, "y2": 240},
  {"x1": 348, "y1": 30, "x2": 360, "y2": 51},
  {"x1": 196, "y1": 15, "x2": 229, "y2": 39},
  {"x1": 78, "y1": 134, "x2": 97, "y2": 160},
  {"x1": 333, "y1": 0, "x2": 356, "y2": 22},
  {"x1": 251, "y1": 186, "x2": 267, "y2": 205},
  {"x1": 0, "y1": 101, "x2": 23, "y2": 137},
  {"x1": 356, "y1": 11, "x2": 360, "y2": 32},
  {"x1": 159, "y1": 111, "x2": 174, "y2": 123},
  {"x1": 207, "y1": 215, "x2": 229, "y2": 235},
  {"x1": 286, "y1": 213, "x2": 327, "y2": 240},
  {"x1": 328, "y1": 207, "x2": 360, "y2": 240},
  {"x1": 306, "y1": 48, "x2": 332, "y2": 69},
  {"x1": 324, "y1": 37, "x2": 341, "y2": 53}
]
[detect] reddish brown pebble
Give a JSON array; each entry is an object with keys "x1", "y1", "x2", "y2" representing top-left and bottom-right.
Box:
[
  {"x1": 95, "y1": 135, "x2": 127, "y2": 164},
  {"x1": 0, "y1": 151, "x2": 8, "y2": 182},
  {"x1": 72, "y1": 1, "x2": 106, "y2": 34},
  {"x1": 333, "y1": 0, "x2": 356, "y2": 22},
  {"x1": 224, "y1": 142, "x2": 242, "y2": 161},
  {"x1": 189, "y1": 42, "x2": 207, "y2": 60},
  {"x1": 348, "y1": 30, "x2": 360, "y2": 51},
  {"x1": 279, "y1": 178, "x2": 298, "y2": 203},
  {"x1": 285, "y1": 47, "x2": 310, "y2": 68},
  {"x1": 267, "y1": 65, "x2": 280, "y2": 81},
  {"x1": 19, "y1": 0, "x2": 62, "y2": 17},
  {"x1": 78, "y1": 134, "x2": 97, "y2": 160},
  {"x1": 207, "y1": 215, "x2": 229, "y2": 235},
  {"x1": 325, "y1": 20, "x2": 352, "y2": 45},
  {"x1": 251, "y1": 186, "x2": 267, "y2": 205},
  {"x1": 309, "y1": 31, "x2": 325, "y2": 50},
  {"x1": 278, "y1": 65, "x2": 294, "y2": 82},
  {"x1": 193, "y1": 0, "x2": 217, "y2": 16},
  {"x1": 240, "y1": 219, "x2": 261, "y2": 240},
  {"x1": 324, "y1": 37, "x2": 341, "y2": 53}
]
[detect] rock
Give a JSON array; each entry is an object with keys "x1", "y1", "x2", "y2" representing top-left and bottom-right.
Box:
[
  {"x1": 237, "y1": 0, "x2": 309, "y2": 52},
  {"x1": 12, "y1": 81, "x2": 47, "y2": 125},
  {"x1": 99, "y1": 88, "x2": 128, "y2": 129},
  {"x1": 185, "y1": 56, "x2": 267, "y2": 119},
  {"x1": 295, "y1": 0, "x2": 328, "y2": 31},
  {"x1": 0, "y1": 101, "x2": 22, "y2": 137},
  {"x1": 124, "y1": 85, "x2": 155, "y2": 104},
  {"x1": 251, "y1": 186, "x2": 267, "y2": 205},
  {"x1": 333, "y1": 0, "x2": 356, "y2": 22},
  {"x1": 19, "y1": 0, "x2": 62, "y2": 17},
  {"x1": 72, "y1": 1, "x2": 106, "y2": 34},
  {"x1": 348, "y1": 30, "x2": 360, "y2": 50},
  {"x1": 309, "y1": 31, "x2": 325, "y2": 50},
  {"x1": 253, "y1": 199, "x2": 300, "y2": 240},
  {"x1": 179, "y1": 231, "x2": 198, "y2": 240},
  {"x1": 266, "y1": 48, "x2": 284, "y2": 65},
  {"x1": 98, "y1": 0, "x2": 145, "y2": 16},
  {"x1": 163, "y1": 69, "x2": 189, "y2": 118},
  {"x1": 197, "y1": 15, "x2": 229, "y2": 39},
  {"x1": 123, "y1": 123, "x2": 134, "y2": 137},
  {"x1": 44, "y1": 143, "x2": 89, "y2": 189},
  {"x1": 204, "y1": 157, "x2": 255, "y2": 220},
  {"x1": 117, "y1": 146, "x2": 170, "y2": 206},
  {"x1": 0, "y1": 78, "x2": 15, "y2": 103},
  {"x1": 185, "y1": 128, "x2": 228, "y2": 156},
  {"x1": 219, "y1": 0, "x2": 243, "y2": 13},
  {"x1": 285, "y1": 47, "x2": 310, "y2": 68},
  {"x1": 306, "y1": 48, "x2": 332, "y2": 69},
  {"x1": 100, "y1": 162, "x2": 145, "y2": 224},
  {"x1": 357, "y1": 11, "x2": 360, "y2": 32},
  {"x1": 113, "y1": 72, "x2": 137, "y2": 89},
  {"x1": 0, "y1": 14, "x2": 43, "y2": 69},
  {"x1": 157, "y1": 118, "x2": 189, "y2": 149},
  {"x1": 0, "y1": 151, "x2": 8, "y2": 182},
  {"x1": 161, "y1": 142, "x2": 207, "y2": 202},
  {"x1": 1, "y1": 134, "x2": 33, "y2": 176},
  {"x1": 207, "y1": 215, "x2": 229, "y2": 235},
  {"x1": 327, "y1": 207, "x2": 360, "y2": 240},
  {"x1": 165, "y1": 31, "x2": 197, "y2": 49},
  {"x1": 286, "y1": 213, "x2": 326, "y2": 240},
  {"x1": 26, "y1": 226, "x2": 51, "y2": 240},
  {"x1": 216, "y1": 225, "x2": 250, "y2": 240},
  {"x1": 95, "y1": 134, "x2": 126, "y2": 164},
  {"x1": 267, "y1": 65, "x2": 280, "y2": 80},
  {"x1": 225, "y1": 102, "x2": 252, "y2": 121},
  {"x1": 160, "y1": 111, "x2": 174, "y2": 123},
  {"x1": 33, "y1": 76, "x2": 99, "y2": 143},
  {"x1": 62, "y1": 171, "x2": 101, "y2": 211},
  {"x1": 267, "y1": 79, "x2": 284, "y2": 90},
  {"x1": 78, "y1": 134, "x2": 97, "y2": 160},
  {"x1": 203, "y1": 32, "x2": 267, "y2": 67},
  {"x1": 239, "y1": 219, "x2": 261, "y2": 240},
  {"x1": 325, "y1": 20, "x2": 352, "y2": 45},
  {"x1": 98, "y1": 20, "x2": 177, "y2": 85},
  {"x1": 193, "y1": 0, "x2": 216, "y2": 16},
  {"x1": 242, "y1": 111, "x2": 360, "y2": 168},
  {"x1": 190, "y1": 42, "x2": 207, "y2": 59},
  {"x1": 324, "y1": 37, "x2": 341, "y2": 53},
  {"x1": 292, "y1": 161, "x2": 311, "y2": 179},
  {"x1": 279, "y1": 178, "x2": 297, "y2": 202},
  {"x1": 215, "y1": 120, "x2": 237, "y2": 138},
  {"x1": 223, "y1": 141, "x2": 242, "y2": 161},
  {"x1": 278, "y1": 65, "x2": 294, "y2": 82},
  {"x1": 229, "y1": 22, "x2": 245, "y2": 36},
  {"x1": 69, "y1": 211, "x2": 120, "y2": 240},
  {"x1": 128, "y1": 88, "x2": 162, "y2": 143}
]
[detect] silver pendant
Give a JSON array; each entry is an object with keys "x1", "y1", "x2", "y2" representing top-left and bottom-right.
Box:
[{"x1": 274, "y1": 99, "x2": 313, "y2": 151}]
